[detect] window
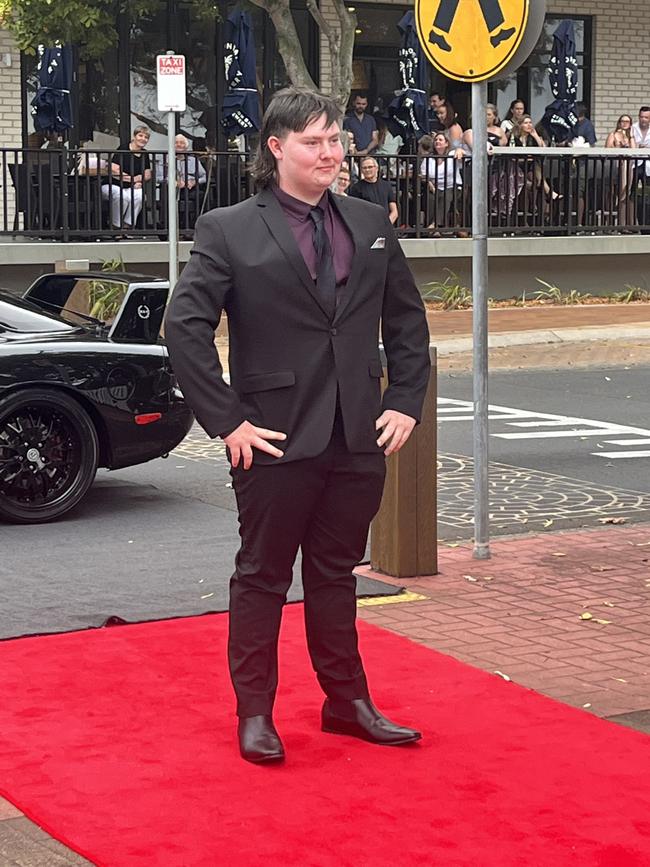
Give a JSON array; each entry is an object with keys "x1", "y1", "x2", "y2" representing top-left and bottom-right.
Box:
[{"x1": 491, "y1": 16, "x2": 592, "y2": 126}]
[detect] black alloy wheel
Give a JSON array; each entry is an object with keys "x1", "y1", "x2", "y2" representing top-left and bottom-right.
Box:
[{"x1": 0, "y1": 389, "x2": 99, "y2": 524}]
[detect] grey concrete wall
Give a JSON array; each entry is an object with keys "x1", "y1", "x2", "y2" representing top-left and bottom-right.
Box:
[{"x1": 1, "y1": 237, "x2": 649, "y2": 299}]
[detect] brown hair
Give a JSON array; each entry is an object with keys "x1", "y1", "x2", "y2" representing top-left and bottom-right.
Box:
[{"x1": 250, "y1": 87, "x2": 342, "y2": 189}]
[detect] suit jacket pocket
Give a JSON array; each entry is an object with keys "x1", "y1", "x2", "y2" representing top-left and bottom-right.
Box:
[{"x1": 238, "y1": 370, "x2": 296, "y2": 394}]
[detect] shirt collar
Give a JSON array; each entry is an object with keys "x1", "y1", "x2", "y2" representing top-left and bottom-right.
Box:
[{"x1": 272, "y1": 184, "x2": 330, "y2": 222}]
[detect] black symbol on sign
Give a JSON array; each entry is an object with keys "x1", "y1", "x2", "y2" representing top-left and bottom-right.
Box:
[{"x1": 429, "y1": 0, "x2": 516, "y2": 53}]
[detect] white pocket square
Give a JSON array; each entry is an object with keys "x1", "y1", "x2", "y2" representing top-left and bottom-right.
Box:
[{"x1": 370, "y1": 237, "x2": 386, "y2": 250}]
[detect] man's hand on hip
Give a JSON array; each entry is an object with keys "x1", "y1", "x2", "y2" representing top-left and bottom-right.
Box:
[
  {"x1": 375, "y1": 410, "x2": 416, "y2": 456},
  {"x1": 223, "y1": 421, "x2": 287, "y2": 470}
]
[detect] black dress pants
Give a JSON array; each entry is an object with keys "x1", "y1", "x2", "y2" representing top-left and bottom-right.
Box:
[{"x1": 228, "y1": 420, "x2": 386, "y2": 717}]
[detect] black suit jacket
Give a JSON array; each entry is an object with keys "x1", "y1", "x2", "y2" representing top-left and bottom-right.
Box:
[{"x1": 165, "y1": 187, "x2": 430, "y2": 464}]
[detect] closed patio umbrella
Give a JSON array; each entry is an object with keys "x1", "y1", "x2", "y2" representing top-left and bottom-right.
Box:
[
  {"x1": 541, "y1": 20, "x2": 578, "y2": 143},
  {"x1": 30, "y1": 44, "x2": 74, "y2": 136},
  {"x1": 387, "y1": 11, "x2": 429, "y2": 145},
  {"x1": 221, "y1": 10, "x2": 260, "y2": 137}
]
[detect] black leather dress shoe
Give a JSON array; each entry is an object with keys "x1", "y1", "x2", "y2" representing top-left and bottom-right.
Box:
[
  {"x1": 237, "y1": 715, "x2": 285, "y2": 764},
  {"x1": 321, "y1": 699, "x2": 421, "y2": 746}
]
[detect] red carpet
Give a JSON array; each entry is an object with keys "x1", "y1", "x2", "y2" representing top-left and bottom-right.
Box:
[{"x1": 0, "y1": 606, "x2": 649, "y2": 867}]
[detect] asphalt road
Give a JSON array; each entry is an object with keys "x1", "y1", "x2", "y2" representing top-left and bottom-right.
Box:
[
  {"x1": 3, "y1": 362, "x2": 649, "y2": 637},
  {"x1": 437, "y1": 364, "x2": 650, "y2": 540}
]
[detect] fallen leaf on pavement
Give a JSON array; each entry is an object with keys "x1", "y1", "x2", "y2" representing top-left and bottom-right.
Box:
[
  {"x1": 592, "y1": 565, "x2": 615, "y2": 572},
  {"x1": 552, "y1": 552, "x2": 566, "y2": 557},
  {"x1": 598, "y1": 517, "x2": 627, "y2": 525},
  {"x1": 583, "y1": 703, "x2": 592, "y2": 708},
  {"x1": 543, "y1": 519, "x2": 554, "y2": 528},
  {"x1": 463, "y1": 574, "x2": 478, "y2": 582},
  {"x1": 604, "y1": 376, "x2": 611, "y2": 381},
  {"x1": 200, "y1": 593, "x2": 214, "y2": 600},
  {"x1": 579, "y1": 612, "x2": 593, "y2": 620},
  {"x1": 613, "y1": 677, "x2": 627, "y2": 683},
  {"x1": 594, "y1": 619, "x2": 611, "y2": 625},
  {"x1": 494, "y1": 671, "x2": 511, "y2": 682},
  {"x1": 602, "y1": 601, "x2": 614, "y2": 607}
]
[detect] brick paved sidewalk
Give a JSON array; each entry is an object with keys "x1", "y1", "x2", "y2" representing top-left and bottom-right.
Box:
[
  {"x1": 424, "y1": 302, "x2": 650, "y2": 340},
  {"x1": 357, "y1": 523, "x2": 650, "y2": 725}
]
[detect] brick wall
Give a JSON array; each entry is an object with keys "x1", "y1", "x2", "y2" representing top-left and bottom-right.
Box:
[
  {"x1": 319, "y1": 0, "x2": 648, "y2": 138},
  {"x1": 0, "y1": 30, "x2": 21, "y2": 148},
  {"x1": 0, "y1": 30, "x2": 22, "y2": 230}
]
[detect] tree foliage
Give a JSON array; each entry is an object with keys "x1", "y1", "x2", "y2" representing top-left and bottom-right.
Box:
[
  {"x1": 0, "y1": 0, "x2": 358, "y2": 105},
  {"x1": 0, "y1": 0, "x2": 214, "y2": 58}
]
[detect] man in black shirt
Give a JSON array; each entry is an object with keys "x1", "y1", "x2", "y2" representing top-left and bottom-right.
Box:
[{"x1": 349, "y1": 157, "x2": 398, "y2": 224}]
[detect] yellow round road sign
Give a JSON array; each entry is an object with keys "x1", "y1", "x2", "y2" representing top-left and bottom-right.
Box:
[{"x1": 416, "y1": 0, "x2": 531, "y2": 82}]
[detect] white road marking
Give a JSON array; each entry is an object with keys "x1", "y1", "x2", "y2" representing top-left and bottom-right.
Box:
[
  {"x1": 597, "y1": 451, "x2": 650, "y2": 459},
  {"x1": 497, "y1": 429, "x2": 625, "y2": 439},
  {"x1": 437, "y1": 397, "x2": 650, "y2": 459}
]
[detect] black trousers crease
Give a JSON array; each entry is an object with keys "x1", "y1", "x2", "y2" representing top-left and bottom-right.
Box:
[{"x1": 228, "y1": 422, "x2": 386, "y2": 717}]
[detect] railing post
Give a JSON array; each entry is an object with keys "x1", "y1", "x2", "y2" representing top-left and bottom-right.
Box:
[{"x1": 370, "y1": 347, "x2": 437, "y2": 578}]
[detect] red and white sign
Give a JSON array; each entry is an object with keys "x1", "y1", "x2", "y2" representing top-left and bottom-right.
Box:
[{"x1": 156, "y1": 54, "x2": 186, "y2": 112}]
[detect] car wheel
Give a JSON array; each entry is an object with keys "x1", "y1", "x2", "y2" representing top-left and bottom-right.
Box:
[{"x1": 0, "y1": 389, "x2": 99, "y2": 524}]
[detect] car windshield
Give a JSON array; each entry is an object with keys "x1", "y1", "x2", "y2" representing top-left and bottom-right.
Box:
[
  {"x1": 0, "y1": 295, "x2": 77, "y2": 333},
  {"x1": 25, "y1": 275, "x2": 130, "y2": 327}
]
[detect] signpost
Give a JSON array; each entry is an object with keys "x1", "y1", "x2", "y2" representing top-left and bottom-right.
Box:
[
  {"x1": 156, "y1": 52, "x2": 186, "y2": 294},
  {"x1": 414, "y1": 0, "x2": 546, "y2": 558}
]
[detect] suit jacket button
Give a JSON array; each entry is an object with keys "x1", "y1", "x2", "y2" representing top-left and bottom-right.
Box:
[{"x1": 330, "y1": 327, "x2": 337, "y2": 336}]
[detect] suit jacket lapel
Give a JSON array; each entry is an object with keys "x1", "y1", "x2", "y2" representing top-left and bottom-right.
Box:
[
  {"x1": 329, "y1": 193, "x2": 368, "y2": 325},
  {"x1": 256, "y1": 188, "x2": 331, "y2": 319}
]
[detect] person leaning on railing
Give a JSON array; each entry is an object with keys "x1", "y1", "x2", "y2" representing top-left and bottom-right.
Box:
[
  {"x1": 507, "y1": 115, "x2": 561, "y2": 221},
  {"x1": 605, "y1": 114, "x2": 637, "y2": 228},
  {"x1": 459, "y1": 103, "x2": 508, "y2": 224},
  {"x1": 102, "y1": 125, "x2": 152, "y2": 233},
  {"x1": 418, "y1": 132, "x2": 464, "y2": 236}
]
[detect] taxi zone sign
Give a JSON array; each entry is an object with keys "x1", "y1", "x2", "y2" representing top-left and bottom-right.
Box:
[{"x1": 157, "y1": 54, "x2": 186, "y2": 112}]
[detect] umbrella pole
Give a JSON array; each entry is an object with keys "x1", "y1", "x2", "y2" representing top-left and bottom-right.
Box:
[{"x1": 471, "y1": 80, "x2": 490, "y2": 560}]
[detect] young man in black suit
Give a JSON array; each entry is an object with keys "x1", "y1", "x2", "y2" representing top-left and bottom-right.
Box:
[{"x1": 165, "y1": 88, "x2": 430, "y2": 764}]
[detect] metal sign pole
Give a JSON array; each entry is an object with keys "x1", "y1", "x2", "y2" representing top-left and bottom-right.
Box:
[
  {"x1": 471, "y1": 80, "x2": 490, "y2": 560},
  {"x1": 167, "y1": 108, "x2": 178, "y2": 293}
]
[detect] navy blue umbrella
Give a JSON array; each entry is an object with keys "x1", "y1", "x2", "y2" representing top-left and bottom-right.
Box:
[
  {"x1": 221, "y1": 10, "x2": 260, "y2": 137},
  {"x1": 541, "y1": 20, "x2": 579, "y2": 143},
  {"x1": 30, "y1": 44, "x2": 74, "y2": 135},
  {"x1": 387, "y1": 11, "x2": 429, "y2": 143}
]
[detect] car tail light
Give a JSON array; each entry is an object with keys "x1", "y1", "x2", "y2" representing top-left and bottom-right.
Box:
[{"x1": 135, "y1": 412, "x2": 162, "y2": 425}]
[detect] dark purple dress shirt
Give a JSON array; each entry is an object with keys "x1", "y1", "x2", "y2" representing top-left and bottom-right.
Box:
[{"x1": 271, "y1": 185, "x2": 354, "y2": 295}]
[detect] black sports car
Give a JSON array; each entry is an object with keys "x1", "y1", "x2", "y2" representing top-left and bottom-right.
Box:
[{"x1": 0, "y1": 271, "x2": 194, "y2": 523}]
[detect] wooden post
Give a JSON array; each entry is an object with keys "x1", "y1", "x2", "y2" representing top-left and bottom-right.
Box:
[{"x1": 370, "y1": 348, "x2": 437, "y2": 577}]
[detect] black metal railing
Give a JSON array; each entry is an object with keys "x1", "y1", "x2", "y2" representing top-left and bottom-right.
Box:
[
  {"x1": 1, "y1": 146, "x2": 649, "y2": 240},
  {"x1": 0, "y1": 147, "x2": 252, "y2": 241}
]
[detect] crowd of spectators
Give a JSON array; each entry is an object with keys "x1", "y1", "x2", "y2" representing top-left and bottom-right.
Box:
[
  {"x1": 333, "y1": 92, "x2": 650, "y2": 236},
  {"x1": 28, "y1": 95, "x2": 650, "y2": 237}
]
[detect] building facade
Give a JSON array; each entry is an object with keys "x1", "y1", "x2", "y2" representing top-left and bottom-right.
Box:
[{"x1": 0, "y1": 0, "x2": 647, "y2": 151}]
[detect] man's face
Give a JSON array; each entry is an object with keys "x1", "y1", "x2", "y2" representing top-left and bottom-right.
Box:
[
  {"x1": 639, "y1": 111, "x2": 650, "y2": 131},
  {"x1": 360, "y1": 159, "x2": 378, "y2": 182},
  {"x1": 268, "y1": 114, "x2": 344, "y2": 198},
  {"x1": 354, "y1": 96, "x2": 368, "y2": 115},
  {"x1": 337, "y1": 170, "x2": 350, "y2": 192},
  {"x1": 175, "y1": 136, "x2": 187, "y2": 152},
  {"x1": 430, "y1": 94, "x2": 442, "y2": 110}
]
